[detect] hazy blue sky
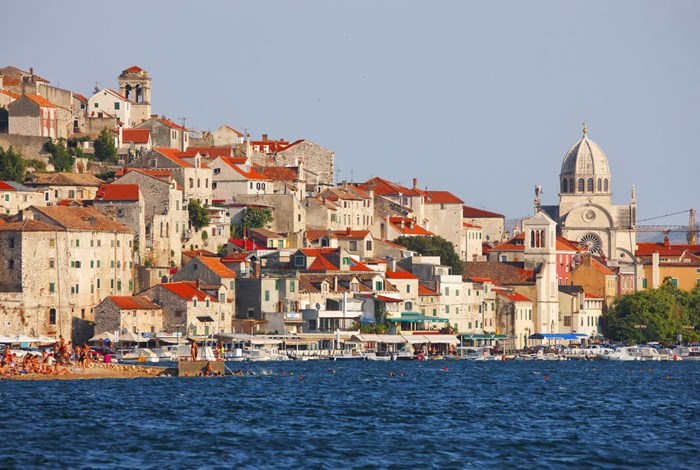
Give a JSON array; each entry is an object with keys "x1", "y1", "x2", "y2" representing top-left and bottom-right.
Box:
[{"x1": 4, "y1": 1, "x2": 698, "y2": 225}]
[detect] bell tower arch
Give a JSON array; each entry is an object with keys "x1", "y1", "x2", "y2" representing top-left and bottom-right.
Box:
[{"x1": 118, "y1": 66, "x2": 152, "y2": 125}]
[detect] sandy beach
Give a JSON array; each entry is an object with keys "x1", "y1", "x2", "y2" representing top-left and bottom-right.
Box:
[{"x1": 2, "y1": 363, "x2": 175, "y2": 381}]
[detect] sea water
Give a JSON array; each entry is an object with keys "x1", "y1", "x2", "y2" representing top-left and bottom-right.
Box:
[{"x1": 1, "y1": 361, "x2": 698, "y2": 469}]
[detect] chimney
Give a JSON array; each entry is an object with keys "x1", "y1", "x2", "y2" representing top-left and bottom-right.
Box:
[
  {"x1": 30, "y1": 67, "x2": 34, "y2": 75},
  {"x1": 413, "y1": 178, "x2": 418, "y2": 189},
  {"x1": 196, "y1": 277, "x2": 200, "y2": 290},
  {"x1": 663, "y1": 236, "x2": 670, "y2": 247},
  {"x1": 386, "y1": 256, "x2": 396, "y2": 272},
  {"x1": 262, "y1": 133, "x2": 268, "y2": 141}
]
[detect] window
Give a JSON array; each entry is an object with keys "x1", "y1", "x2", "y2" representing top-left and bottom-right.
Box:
[
  {"x1": 406, "y1": 285, "x2": 411, "y2": 293},
  {"x1": 642, "y1": 278, "x2": 647, "y2": 288},
  {"x1": 366, "y1": 240, "x2": 372, "y2": 251},
  {"x1": 604, "y1": 179, "x2": 609, "y2": 192},
  {"x1": 114, "y1": 102, "x2": 120, "y2": 110},
  {"x1": 597, "y1": 178, "x2": 602, "y2": 192},
  {"x1": 97, "y1": 279, "x2": 101, "y2": 288},
  {"x1": 671, "y1": 278, "x2": 678, "y2": 288},
  {"x1": 445, "y1": 287, "x2": 450, "y2": 295},
  {"x1": 205, "y1": 298, "x2": 210, "y2": 308},
  {"x1": 94, "y1": 102, "x2": 99, "y2": 108},
  {"x1": 49, "y1": 308, "x2": 56, "y2": 325},
  {"x1": 265, "y1": 290, "x2": 270, "y2": 301},
  {"x1": 561, "y1": 179, "x2": 568, "y2": 193},
  {"x1": 587, "y1": 178, "x2": 594, "y2": 192},
  {"x1": 375, "y1": 281, "x2": 383, "y2": 291},
  {"x1": 75, "y1": 239, "x2": 80, "y2": 247},
  {"x1": 49, "y1": 238, "x2": 55, "y2": 247},
  {"x1": 342, "y1": 257, "x2": 351, "y2": 265},
  {"x1": 405, "y1": 301, "x2": 413, "y2": 311},
  {"x1": 49, "y1": 259, "x2": 55, "y2": 268},
  {"x1": 294, "y1": 256, "x2": 305, "y2": 267},
  {"x1": 230, "y1": 281, "x2": 235, "y2": 290},
  {"x1": 349, "y1": 240, "x2": 358, "y2": 251},
  {"x1": 193, "y1": 298, "x2": 198, "y2": 307},
  {"x1": 445, "y1": 305, "x2": 450, "y2": 313},
  {"x1": 49, "y1": 283, "x2": 55, "y2": 293},
  {"x1": 578, "y1": 178, "x2": 584, "y2": 192},
  {"x1": 290, "y1": 281, "x2": 295, "y2": 293}
]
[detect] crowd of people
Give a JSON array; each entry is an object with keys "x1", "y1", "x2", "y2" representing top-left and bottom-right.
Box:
[{"x1": 0, "y1": 335, "x2": 98, "y2": 378}]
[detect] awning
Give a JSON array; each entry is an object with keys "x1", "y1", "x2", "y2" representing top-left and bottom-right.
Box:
[
  {"x1": 402, "y1": 334, "x2": 459, "y2": 344},
  {"x1": 387, "y1": 313, "x2": 449, "y2": 323},
  {"x1": 529, "y1": 333, "x2": 584, "y2": 341},
  {"x1": 458, "y1": 334, "x2": 507, "y2": 340}
]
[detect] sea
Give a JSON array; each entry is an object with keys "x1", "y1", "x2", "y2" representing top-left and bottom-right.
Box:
[{"x1": 1, "y1": 360, "x2": 699, "y2": 469}]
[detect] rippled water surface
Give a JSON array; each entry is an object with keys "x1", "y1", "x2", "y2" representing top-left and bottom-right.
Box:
[{"x1": 1, "y1": 361, "x2": 699, "y2": 469}]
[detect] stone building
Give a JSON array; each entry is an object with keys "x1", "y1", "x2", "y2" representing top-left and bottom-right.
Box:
[
  {"x1": 24, "y1": 172, "x2": 103, "y2": 204},
  {"x1": 568, "y1": 254, "x2": 618, "y2": 307},
  {"x1": 87, "y1": 89, "x2": 131, "y2": 127},
  {"x1": 209, "y1": 156, "x2": 271, "y2": 200},
  {"x1": 210, "y1": 125, "x2": 244, "y2": 146},
  {"x1": 0, "y1": 181, "x2": 45, "y2": 215},
  {"x1": 305, "y1": 184, "x2": 373, "y2": 232},
  {"x1": 93, "y1": 184, "x2": 146, "y2": 260},
  {"x1": 113, "y1": 168, "x2": 188, "y2": 267},
  {"x1": 129, "y1": 148, "x2": 213, "y2": 205},
  {"x1": 494, "y1": 287, "x2": 534, "y2": 350},
  {"x1": 235, "y1": 274, "x2": 302, "y2": 334},
  {"x1": 8, "y1": 94, "x2": 58, "y2": 138},
  {"x1": 0, "y1": 206, "x2": 134, "y2": 342},
  {"x1": 141, "y1": 281, "x2": 232, "y2": 336},
  {"x1": 272, "y1": 140, "x2": 335, "y2": 189},
  {"x1": 135, "y1": 117, "x2": 189, "y2": 151},
  {"x1": 118, "y1": 66, "x2": 152, "y2": 125},
  {"x1": 93, "y1": 295, "x2": 163, "y2": 336},
  {"x1": 462, "y1": 205, "x2": 506, "y2": 245},
  {"x1": 172, "y1": 255, "x2": 237, "y2": 304}
]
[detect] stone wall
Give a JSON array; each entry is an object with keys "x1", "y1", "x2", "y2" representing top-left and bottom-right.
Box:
[
  {"x1": 0, "y1": 134, "x2": 51, "y2": 161},
  {"x1": 277, "y1": 141, "x2": 334, "y2": 188}
]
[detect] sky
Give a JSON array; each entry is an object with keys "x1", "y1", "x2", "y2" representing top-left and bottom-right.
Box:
[{"x1": 3, "y1": 0, "x2": 699, "y2": 226}]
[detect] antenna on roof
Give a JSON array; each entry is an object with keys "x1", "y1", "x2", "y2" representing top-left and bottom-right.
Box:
[
  {"x1": 179, "y1": 117, "x2": 188, "y2": 130},
  {"x1": 335, "y1": 164, "x2": 340, "y2": 186},
  {"x1": 350, "y1": 169, "x2": 354, "y2": 184},
  {"x1": 93, "y1": 82, "x2": 101, "y2": 94}
]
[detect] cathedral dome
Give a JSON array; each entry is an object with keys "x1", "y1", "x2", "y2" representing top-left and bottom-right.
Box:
[
  {"x1": 559, "y1": 127, "x2": 611, "y2": 194},
  {"x1": 560, "y1": 135, "x2": 610, "y2": 177}
]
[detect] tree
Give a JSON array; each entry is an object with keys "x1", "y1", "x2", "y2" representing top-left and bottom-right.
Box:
[
  {"x1": 393, "y1": 235, "x2": 464, "y2": 275},
  {"x1": 233, "y1": 207, "x2": 274, "y2": 237},
  {"x1": 606, "y1": 281, "x2": 700, "y2": 344},
  {"x1": 44, "y1": 140, "x2": 75, "y2": 172},
  {"x1": 93, "y1": 127, "x2": 118, "y2": 164},
  {"x1": 188, "y1": 199, "x2": 210, "y2": 230},
  {"x1": 0, "y1": 146, "x2": 26, "y2": 182}
]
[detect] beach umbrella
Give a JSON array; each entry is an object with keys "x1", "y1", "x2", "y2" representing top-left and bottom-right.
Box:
[
  {"x1": 9, "y1": 334, "x2": 39, "y2": 343},
  {"x1": 119, "y1": 331, "x2": 146, "y2": 343},
  {"x1": 89, "y1": 331, "x2": 116, "y2": 342}
]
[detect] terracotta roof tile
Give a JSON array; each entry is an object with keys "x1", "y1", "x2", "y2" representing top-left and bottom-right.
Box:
[
  {"x1": 187, "y1": 146, "x2": 234, "y2": 159},
  {"x1": 121, "y1": 128, "x2": 150, "y2": 144},
  {"x1": 28, "y1": 172, "x2": 103, "y2": 187},
  {"x1": 95, "y1": 184, "x2": 140, "y2": 201},
  {"x1": 257, "y1": 166, "x2": 298, "y2": 181},
  {"x1": 494, "y1": 289, "x2": 531, "y2": 302},
  {"x1": 23, "y1": 94, "x2": 56, "y2": 108},
  {"x1": 463, "y1": 205, "x2": 504, "y2": 218},
  {"x1": 31, "y1": 206, "x2": 132, "y2": 232},
  {"x1": 160, "y1": 281, "x2": 218, "y2": 302},
  {"x1": 109, "y1": 295, "x2": 160, "y2": 310},
  {"x1": 308, "y1": 256, "x2": 338, "y2": 271},
  {"x1": 462, "y1": 262, "x2": 535, "y2": 285},
  {"x1": 386, "y1": 271, "x2": 418, "y2": 280},
  {"x1": 389, "y1": 217, "x2": 433, "y2": 235},
  {"x1": 195, "y1": 256, "x2": 237, "y2": 278},
  {"x1": 418, "y1": 284, "x2": 440, "y2": 296},
  {"x1": 425, "y1": 191, "x2": 463, "y2": 204}
]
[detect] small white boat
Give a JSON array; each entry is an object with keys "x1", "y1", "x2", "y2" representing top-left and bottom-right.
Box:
[
  {"x1": 332, "y1": 348, "x2": 367, "y2": 361},
  {"x1": 598, "y1": 346, "x2": 662, "y2": 361},
  {"x1": 245, "y1": 347, "x2": 290, "y2": 362},
  {"x1": 458, "y1": 346, "x2": 499, "y2": 361}
]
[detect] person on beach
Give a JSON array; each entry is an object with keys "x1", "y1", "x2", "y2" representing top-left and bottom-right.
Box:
[{"x1": 191, "y1": 341, "x2": 198, "y2": 361}]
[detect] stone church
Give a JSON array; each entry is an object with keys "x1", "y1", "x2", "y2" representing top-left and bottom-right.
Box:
[{"x1": 538, "y1": 126, "x2": 638, "y2": 278}]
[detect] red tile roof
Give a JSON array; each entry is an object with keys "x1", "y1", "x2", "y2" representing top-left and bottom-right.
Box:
[
  {"x1": 95, "y1": 184, "x2": 140, "y2": 201},
  {"x1": 257, "y1": 166, "x2": 298, "y2": 181},
  {"x1": 556, "y1": 237, "x2": 583, "y2": 252},
  {"x1": 463, "y1": 222, "x2": 481, "y2": 229},
  {"x1": 0, "y1": 90, "x2": 19, "y2": 99},
  {"x1": 0, "y1": 181, "x2": 17, "y2": 191},
  {"x1": 218, "y1": 157, "x2": 266, "y2": 180},
  {"x1": 109, "y1": 295, "x2": 160, "y2": 310},
  {"x1": 160, "y1": 281, "x2": 217, "y2": 302},
  {"x1": 221, "y1": 125, "x2": 244, "y2": 136},
  {"x1": 425, "y1": 191, "x2": 463, "y2": 204},
  {"x1": 158, "y1": 118, "x2": 189, "y2": 132},
  {"x1": 188, "y1": 146, "x2": 234, "y2": 159},
  {"x1": 462, "y1": 262, "x2": 535, "y2": 285},
  {"x1": 418, "y1": 284, "x2": 440, "y2": 296},
  {"x1": 300, "y1": 248, "x2": 340, "y2": 256},
  {"x1": 463, "y1": 205, "x2": 504, "y2": 218},
  {"x1": 221, "y1": 252, "x2": 252, "y2": 262},
  {"x1": 196, "y1": 256, "x2": 237, "y2": 278},
  {"x1": 24, "y1": 94, "x2": 56, "y2": 108},
  {"x1": 30, "y1": 206, "x2": 132, "y2": 232},
  {"x1": 155, "y1": 148, "x2": 202, "y2": 168},
  {"x1": 389, "y1": 217, "x2": 433, "y2": 235},
  {"x1": 357, "y1": 177, "x2": 409, "y2": 196},
  {"x1": 121, "y1": 128, "x2": 150, "y2": 144},
  {"x1": 106, "y1": 88, "x2": 128, "y2": 101},
  {"x1": 182, "y1": 249, "x2": 217, "y2": 258},
  {"x1": 495, "y1": 289, "x2": 531, "y2": 302},
  {"x1": 331, "y1": 230, "x2": 370, "y2": 239},
  {"x1": 386, "y1": 271, "x2": 418, "y2": 280},
  {"x1": 115, "y1": 168, "x2": 173, "y2": 181},
  {"x1": 308, "y1": 255, "x2": 339, "y2": 271},
  {"x1": 635, "y1": 242, "x2": 700, "y2": 257},
  {"x1": 229, "y1": 238, "x2": 267, "y2": 251}
]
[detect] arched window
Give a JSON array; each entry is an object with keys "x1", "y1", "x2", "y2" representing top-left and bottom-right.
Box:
[
  {"x1": 541, "y1": 230, "x2": 546, "y2": 248},
  {"x1": 578, "y1": 178, "x2": 584, "y2": 192},
  {"x1": 604, "y1": 178, "x2": 609, "y2": 192},
  {"x1": 587, "y1": 178, "x2": 594, "y2": 192},
  {"x1": 535, "y1": 230, "x2": 540, "y2": 248},
  {"x1": 562, "y1": 179, "x2": 568, "y2": 193},
  {"x1": 569, "y1": 178, "x2": 574, "y2": 193},
  {"x1": 597, "y1": 178, "x2": 602, "y2": 192},
  {"x1": 530, "y1": 230, "x2": 535, "y2": 248}
]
